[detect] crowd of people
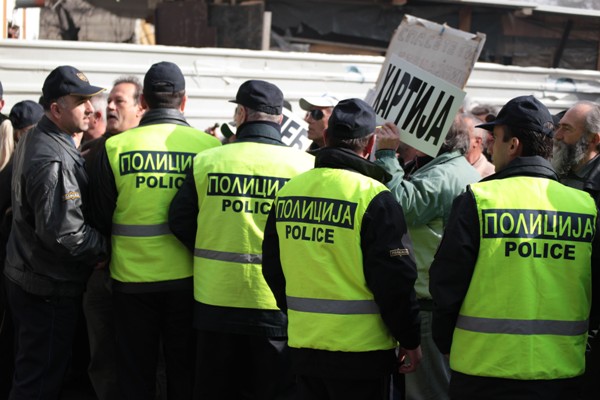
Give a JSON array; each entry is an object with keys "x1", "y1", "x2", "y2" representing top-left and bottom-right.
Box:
[{"x1": 0, "y1": 61, "x2": 598, "y2": 400}]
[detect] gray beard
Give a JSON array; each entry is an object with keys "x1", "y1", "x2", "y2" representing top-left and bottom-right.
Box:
[{"x1": 552, "y1": 137, "x2": 589, "y2": 177}]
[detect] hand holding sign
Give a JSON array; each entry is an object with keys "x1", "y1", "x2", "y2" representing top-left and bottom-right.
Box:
[{"x1": 375, "y1": 122, "x2": 401, "y2": 151}]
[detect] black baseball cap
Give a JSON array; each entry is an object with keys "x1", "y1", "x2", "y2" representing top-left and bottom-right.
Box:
[
  {"x1": 229, "y1": 80, "x2": 283, "y2": 115},
  {"x1": 144, "y1": 61, "x2": 185, "y2": 94},
  {"x1": 326, "y1": 98, "x2": 376, "y2": 139},
  {"x1": 9, "y1": 100, "x2": 44, "y2": 129},
  {"x1": 476, "y1": 95, "x2": 554, "y2": 137},
  {"x1": 42, "y1": 65, "x2": 105, "y2": 102}
]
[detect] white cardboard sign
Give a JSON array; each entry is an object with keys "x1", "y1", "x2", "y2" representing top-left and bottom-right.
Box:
[{"x1": 371, "y1": 55, "x2": 466, "y2": 157}]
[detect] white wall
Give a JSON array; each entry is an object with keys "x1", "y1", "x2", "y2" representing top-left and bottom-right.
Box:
[{"x1": 1, "y1": 39, "x2": 600, "y2": 129}]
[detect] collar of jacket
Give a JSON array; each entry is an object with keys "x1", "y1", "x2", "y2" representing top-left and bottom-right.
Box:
[
  {"x1": 138, "y1": 108, "x2": 191, "y2": 128},
  {"x1": 235, "y1": 121, "x2": 284, "y2": 146},
  {"x1": 315, "y1": 147, "x2": 392, "y2": 184},
  {"x1": 482, "y1": 156, "x2": 558, "y2": 182},
  {"x1": 414, "y1": 150, "x2": 464, "y2": 173},
  {"x1": 36, "y1": 116, "x2": 81, "y2": 150},
  {"x1": 31, "y1": 116, "x2": 84, "y2": 165},
  {"x1": 577, "y1": 154, "x2": 600, "y2": 193}
]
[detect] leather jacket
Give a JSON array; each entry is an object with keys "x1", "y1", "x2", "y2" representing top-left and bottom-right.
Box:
[{"x1": 4, "y1": 116, "x2": 108, "y2": 297}]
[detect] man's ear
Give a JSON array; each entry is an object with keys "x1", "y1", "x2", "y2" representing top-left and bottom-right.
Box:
[
  {"x1": 589, "y1": 132, "x2": 600, "y2": 149},
  {"x1": 509, "y1": 136, "x2": 522, "y2": 158},
  {"x1": 179, "y1": 94, "x2": 187, "y2": 113},
  {"x1": 363, "y1": 134, "x2": 376, "y2": 158},
  {"x1": 50, "y1": 101, "x2": 62, "y2": 120},
  {"x1": 140, "y1": 94, "x2": 148, "y2": 110}
]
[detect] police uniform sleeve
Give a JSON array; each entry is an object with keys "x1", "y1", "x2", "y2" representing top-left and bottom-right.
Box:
[
  {"x1": 429, "y1": 188, "x2": 480, "y2": 354},
  {"x1": 168, "y1": 170, "x2": 198, "y2": 252},
  {"x1": 262, "y1": 205, "x2": 287, "y2": 312},
  {"x1": 590, "y1": 214, "x2": 600, "y2": 330},
  {"x1": 361, "y1": 190, "x2": 420, "y2": 349},
  {"x1": 88, "y1": 142, "x2": 117, "y2": 237}
]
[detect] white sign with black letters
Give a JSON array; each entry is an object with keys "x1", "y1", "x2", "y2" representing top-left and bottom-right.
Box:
[
  {"x1": 371, "y1": 54, "x2": 465, "y2": 157},
  {"x1": 280, "y1": 107, "x2": 311, "y2": 151}
]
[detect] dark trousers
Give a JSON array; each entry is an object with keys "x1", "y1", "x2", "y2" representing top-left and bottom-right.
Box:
[
  {"x1": 5, "y1": 278, "x2": 80, "y2": 400},
  {"x1": 0, "y1": 272, "x2": 14, "y2": 399},
  {"x1": 194, "y1": 330, "x2": 294, "y2": 400},
  {"x1": 82, "y1": 268, "x2": 117, "y2": 400},
  {"x1": 113, "y1": 290, "x2": 194, "y2": 400},
  {"x1": 295, "y1": 374, "x2": 391, "y2": 400}
]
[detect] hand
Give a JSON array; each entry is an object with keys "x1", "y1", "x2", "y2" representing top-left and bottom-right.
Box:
[
  {"x1": 205, "y1": 123, "x2": 219, "y2": 137},
  {"x1": 398, "y1": 345, "x2": 422, "y2": 374},
  {"x1": 375, "y1": 122, "x2": 401, "y2": 151}
]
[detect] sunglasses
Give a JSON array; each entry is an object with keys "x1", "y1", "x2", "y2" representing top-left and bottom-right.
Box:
[{"x1": 308, "y1": 109, "x2": 324, "y2": 121}]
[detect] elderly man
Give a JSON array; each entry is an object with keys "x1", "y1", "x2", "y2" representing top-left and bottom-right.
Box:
[
  {"x1": 552, "y1": 100, "x2": 600, "y2": 400},
  {"x1": 463, "y1": 113, "x2": 495, "y2": 178},
  {"x1": 299, "y1": 93, "x2": 338, "y2": 152},
  {"x1": 83, "y1": 75, "x2": 145, "y2": 400},
  {"x1": 430, "y1": 96, "x2": 600, "y2": 399},
  {"x1": 553, "y1": 101, "x2": 600, "y2": 193},
  {"x1": 5, "y1": 65, "x2": 108, "y2": 399},
  {"x1": 375, "y1": 116, "x2": 481, "y2": 400}
]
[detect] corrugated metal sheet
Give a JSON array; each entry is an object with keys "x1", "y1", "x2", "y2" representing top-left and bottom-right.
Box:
[{"x1": 1, "y1": 39, "x2": 600, "y2": 130}]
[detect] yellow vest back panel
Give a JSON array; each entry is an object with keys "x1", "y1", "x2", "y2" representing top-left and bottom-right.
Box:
[
  {"x1": 106, "y1": 123, "x2": 221, "y2": 283},
  {"x1": 451, "y1": 176, "x2": 596, "y2": 379},
  {"x1": 193, "y1": 142, "x2": 314, "y2": 309}
]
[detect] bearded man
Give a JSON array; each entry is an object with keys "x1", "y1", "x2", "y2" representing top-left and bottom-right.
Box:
[
  {"x1": 552, "y1": 100, "x2": 600, "y2": 400},
  {"x1": 553, "y1": 101, "x2": 600, "y2": 190}
]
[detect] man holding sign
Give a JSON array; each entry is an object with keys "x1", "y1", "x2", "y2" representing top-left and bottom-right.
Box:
[{"x1": 375, "y1": 117, "x2": 480, "y2": 400}]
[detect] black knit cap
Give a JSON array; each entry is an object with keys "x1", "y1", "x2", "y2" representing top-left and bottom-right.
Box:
[
  {"x1": 9, "y1": 100, "x2": 44, "y2": 129},
  {"x1": 326, "y1": 98, "x2": 376, "y2": 139},
  {"x1": 42, "y1": 65, "x2": 104, "y2": 102},
  {"x1": 144, "y1": 61, "x2": 186, "y2": 94},
  {"x1": 229, "y1": 80, "x2": 283, "y2": 115},
  {"x1": 476, "y1": 95, "x2": 554, "y2": 137}
]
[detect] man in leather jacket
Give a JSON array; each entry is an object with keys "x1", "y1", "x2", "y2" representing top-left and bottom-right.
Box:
[{"x1": 4, "y1": 65, "x2": 108, "y2": 399}]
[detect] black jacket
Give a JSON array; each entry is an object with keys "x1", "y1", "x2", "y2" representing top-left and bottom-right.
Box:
[
  {"x1": 429, "y1": 156, "x2": 600, "y2": 399},
  {"x1": 4, "y1": 116, "x2": 107, "y2": 297},
  {"x1": 262, "y1": 147, "x2": 421, "y2": 378}
]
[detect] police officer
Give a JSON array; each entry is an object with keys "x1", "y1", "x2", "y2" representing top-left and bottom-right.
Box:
[
  {"x1": 262, "y1": 98, "x2": 422, "y2": 400},
  {"x1": 91, "y1": 61, "x2": 221, "y2": 399},
  {"x1": 429, "y1": 95, "x2": 600, "y2": 399},
  {"x1": 169, "y1": 80, "x2": 314, "y2": 399}
]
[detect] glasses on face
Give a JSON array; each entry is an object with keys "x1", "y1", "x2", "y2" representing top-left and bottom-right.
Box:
[{"x1": 308, "y1": 109, "x2": 324, "y2": 121}]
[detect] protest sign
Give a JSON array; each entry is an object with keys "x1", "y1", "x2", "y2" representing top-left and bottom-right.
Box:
[
  {"x1": 385, "y1": 14, "x2": 486, "y2": 89},
  {"x1": 371, "y1": 55, "x2": 465, "y2": 157},
  {"x1": 280, "y1": 107, "x2": 311, "y2": 151},
  {"x1": 367, "y1": 14, "x2": 485, "y2": 156}
]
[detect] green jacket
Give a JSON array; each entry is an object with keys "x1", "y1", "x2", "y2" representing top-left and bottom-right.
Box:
[{"x1": 375, "y1": 150, "x2": 481, "y2": 299}]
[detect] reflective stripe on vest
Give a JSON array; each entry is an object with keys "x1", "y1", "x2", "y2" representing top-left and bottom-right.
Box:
[
  {"x1": 193, "y1": 142, "x2": 314, "y2": 310},
  {"x1": 450, "y1": 176, "x2": 595, "y2": 380},
  {"x1": 194, "y1": 248, "x2": 262, "y2": 264},
  {"x1": 112, "y1": 223, "x2": 171, "y2": 237},
  {"x1": 456, "y1": 315, "x2": 589, "y2": 336},
  {"x1": 275, "y1": 167, "x2": 397, "y2": 352},
  {"x1": 287, "y1": 296, "x2": 379, "y2": 315}
]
